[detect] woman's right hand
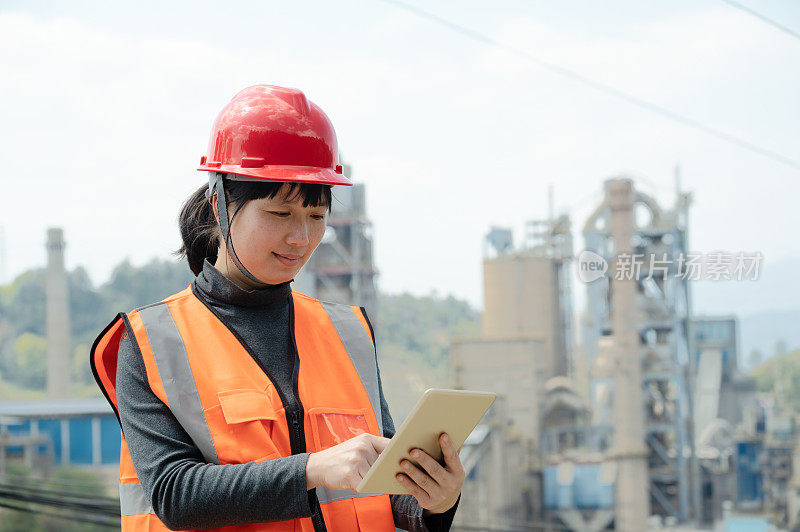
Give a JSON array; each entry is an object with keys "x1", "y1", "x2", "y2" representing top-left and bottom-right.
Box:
[{"x1": 305, "y1": 433, "x2": 390, "y2": 491}]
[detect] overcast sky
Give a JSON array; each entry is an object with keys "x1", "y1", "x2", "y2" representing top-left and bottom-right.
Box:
[{"x1": 1, "y1": 0, "x2": 798, "y2": 315}]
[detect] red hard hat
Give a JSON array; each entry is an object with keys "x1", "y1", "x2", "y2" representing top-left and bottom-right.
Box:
[{"x1": 197, "y1": 84, "x2": 351, "y2": 186}]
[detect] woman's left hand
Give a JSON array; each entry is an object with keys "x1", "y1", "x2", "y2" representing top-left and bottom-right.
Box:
[{"x1": 395, "y1": 432, "x2": 465, "y2": 515}]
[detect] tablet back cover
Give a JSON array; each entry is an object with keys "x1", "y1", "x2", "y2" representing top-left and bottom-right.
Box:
[{"x1": 356, "y1": 388, "x2": 496, "y2": 495}]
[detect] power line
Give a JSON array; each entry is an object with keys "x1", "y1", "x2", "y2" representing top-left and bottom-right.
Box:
[
  {"x1": 379, "y1": 0, "x2": 800, "y2": 172},
  {"x1": 720, "y1": 0, "x2": 800, "y2": 42}
]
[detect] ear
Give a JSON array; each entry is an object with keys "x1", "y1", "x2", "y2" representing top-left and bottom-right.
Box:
[{"x1": 209, "y1": 193, "x2": 220, "y2": 225}]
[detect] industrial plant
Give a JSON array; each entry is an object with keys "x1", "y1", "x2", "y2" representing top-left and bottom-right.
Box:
[
  {"x1": 0, "y1": 174, "x2": 795, "y2": 531},
  {"x1": 449, "y1": 176, "x2": 792, "y2": 531}
]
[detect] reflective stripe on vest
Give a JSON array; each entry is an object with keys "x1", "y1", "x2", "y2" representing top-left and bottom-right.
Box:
[
  {"x1": 138, "y1": 302, "x2": 220, "y2": 464},
  {"x1": 319, "y1": 302, "x2": 383, "y2": 437},
  {"x1": 119, "y1": 481, "x2": 153, "y2": 516},
  {"x1": 316, "y1": 301, "x2": 384, "y2": 507}
]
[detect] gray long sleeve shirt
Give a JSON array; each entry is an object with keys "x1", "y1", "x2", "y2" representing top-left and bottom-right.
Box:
[{"x1": 115, "y1": 257, "x2": 459, "y2": 530}]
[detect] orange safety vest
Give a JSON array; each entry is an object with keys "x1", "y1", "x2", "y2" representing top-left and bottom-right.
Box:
[{"x1": 90, "y1": 284, "x2": 396, "y2": 531}]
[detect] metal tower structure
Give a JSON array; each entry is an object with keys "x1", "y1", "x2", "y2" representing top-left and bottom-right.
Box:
[
  {"x1": 582, "y1": 176, "x2": 698, "y2": 522},
  {"x1": 524, "y1": 215, "x2": 574, "y2": 378}
]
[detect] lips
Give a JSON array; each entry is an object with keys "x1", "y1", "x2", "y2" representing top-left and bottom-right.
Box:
[{"x1": 273, "y1": 252, "x2": 301, "y2": 267}]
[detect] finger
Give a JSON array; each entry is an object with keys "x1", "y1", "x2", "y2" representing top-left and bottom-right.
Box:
[
  {"x1": 357, "y1": 457, "x2": 372, "y2": 480},
  {"x1": 399, "y1": 460, "x2": 437, "y2": 498},
  {"x1": 356, "y1": 432, "x2": 381, "y2": 466},
  {"x1": 369, "y1": 434, "x2": 392, "y2": 454},
  {"x1": 396, "y1": 472, "x2": 430, "y2": 503},
  {"x1": 360, "y1": 438, "x2": 380, "y2": 466},
  {"x1": 409, "y1": 448, "x2": 448, "y2": 484},
  {"x1": 439, "y1": 433, "x2": 462, "y2": 472}
]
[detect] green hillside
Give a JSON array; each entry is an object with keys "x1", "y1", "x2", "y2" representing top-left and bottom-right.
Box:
[
  {"x1": 0, "y1": 259, "x2": 480, "y2": 420},
  {"x1": 373, "y1": 291, "x2": 481, "y2": 424},
  {"x1": 0, "y1": 258, "x2": 196, "y2": 396},
  {"x1": 750, "y1": 347, "x2": 800, "y2": 412}
]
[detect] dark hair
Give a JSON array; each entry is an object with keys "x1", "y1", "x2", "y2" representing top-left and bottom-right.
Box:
[{"x1": 174, "y1": 176, "x2": 332, "y2": 276}]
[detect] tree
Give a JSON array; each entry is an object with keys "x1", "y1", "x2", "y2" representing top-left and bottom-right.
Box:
[
  {"x1": 748, "y1": 349, "x2": 763, "y2": 369},
  {"x1": 100, "y1": 257, "x2": 194, "y2": 312},
  {"x1": 2, "y1": 269, "x2": 46, "y2": 337},
  {"x1": 0, "y1": 256, "x2": 195, "y2": 397},
  {"x1": 751, "y1": 348, "x2": 800, "y2": 413},
  {"x1": 72, "y1": 343, "x2": 93, "y2": 387},
  {"x1": 68, "y1": 266, "x2": 109, "y2": 348},
  {"x1": 11, "y1": 333, "x2": 47, "y2": 389}
]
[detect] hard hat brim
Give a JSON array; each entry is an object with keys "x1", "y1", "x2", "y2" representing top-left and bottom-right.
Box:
[{"x1": 197, "y1": 164, "x2": 352, "y2": 186}]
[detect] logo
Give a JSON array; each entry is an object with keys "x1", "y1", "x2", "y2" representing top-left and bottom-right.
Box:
[{"x1": 578, "y1": 250, "x2": 608, "y2": 283}]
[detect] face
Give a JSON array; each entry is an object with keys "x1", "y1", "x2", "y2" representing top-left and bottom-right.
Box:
[{"x1": 211, "y1": 183, "x2": 328, "y2": 289}]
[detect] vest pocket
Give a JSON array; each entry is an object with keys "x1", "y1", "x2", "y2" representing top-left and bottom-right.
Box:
[
  {"x1": 307, "y1": 406, "x2": 372, "y2": 450},
  {"x1": 214, "y1": 388, "x2": 283, "y2": 462}
]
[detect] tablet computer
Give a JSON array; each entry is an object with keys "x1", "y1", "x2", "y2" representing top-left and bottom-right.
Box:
[{"x1": 355, "y1": 388, "x2": 496, "y2": 495}]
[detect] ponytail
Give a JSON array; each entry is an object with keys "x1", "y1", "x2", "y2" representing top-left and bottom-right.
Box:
[{"x1": 174, "y1": 184, "x2": 219, "y2": 276}]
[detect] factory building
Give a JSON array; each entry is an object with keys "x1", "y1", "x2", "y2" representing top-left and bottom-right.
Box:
[
  {"x1": 692, "y1": 316, "x2": 756, "y2": 430},
  {"x1": 481, "y1": 216, "x2": 574, "y2": 379},
  {"x1": 451, "y1": 176, "x2": 778, "y2": 530},
  {"x1": 0, "y1": 398, "x2": 119, "y2": 484},
  {"x1": 451, "y1": 214, "x2": 574, "y2": 529}
]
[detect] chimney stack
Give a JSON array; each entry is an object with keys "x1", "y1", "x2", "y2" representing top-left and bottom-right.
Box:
[
  {"x1": 46, "y1": 228, "x2": 71, "y2": 398},
  {"x1": 606, "y1": 179, "x2": 649, "y2": 530}
]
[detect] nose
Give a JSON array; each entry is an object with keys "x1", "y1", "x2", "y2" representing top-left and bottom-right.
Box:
[{"x1": 285, "y1": 217, "x2": 310, "y2": 248}]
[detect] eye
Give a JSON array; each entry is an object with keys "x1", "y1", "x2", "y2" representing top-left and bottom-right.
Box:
[
  {"x1": 311, "y1": 214, "x2": 325, "y2": 220},
  {"x1": 269, "y1": 211, "x2": 290, "y2": 217}
]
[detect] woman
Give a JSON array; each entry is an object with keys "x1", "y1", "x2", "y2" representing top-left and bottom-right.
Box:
[{"x1": 90, "y1": 84, "x2": 463, "y2": 531}]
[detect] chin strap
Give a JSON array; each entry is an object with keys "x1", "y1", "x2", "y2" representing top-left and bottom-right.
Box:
[{"x1": 208, "y1": 173, "x2": 273, "y2": 286}]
